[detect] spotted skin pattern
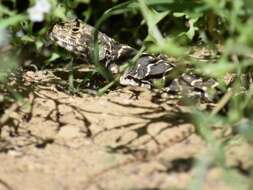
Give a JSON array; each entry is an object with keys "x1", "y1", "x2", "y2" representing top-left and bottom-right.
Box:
[{"x1": 49, "y1": 19, "x2": 220, "y2": 101}]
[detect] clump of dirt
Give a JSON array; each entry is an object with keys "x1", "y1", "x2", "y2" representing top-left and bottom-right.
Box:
[{"x1": 0, "y1": 69, "x2": 252, "y2": 190}]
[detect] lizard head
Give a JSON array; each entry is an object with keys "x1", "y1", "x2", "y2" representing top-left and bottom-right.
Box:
[
  {"x1": 49, "y1": 18, "x2": 93, "y2": 55},
  {"x1": 49, "y1": 18, "x2": 137, "y2": 64}
]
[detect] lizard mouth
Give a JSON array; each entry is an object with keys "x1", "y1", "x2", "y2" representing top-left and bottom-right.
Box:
[
  {"x1": 49, "y1": 30, "x2": 76, "y2": 52},
  {"x1": 54, "y1": 38, "x2": 76, "y2": 52}
]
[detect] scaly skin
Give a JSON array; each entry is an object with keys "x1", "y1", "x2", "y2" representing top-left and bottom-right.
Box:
[{"x1": 49, "y1": 19, "x2": 220, "y2": 101}]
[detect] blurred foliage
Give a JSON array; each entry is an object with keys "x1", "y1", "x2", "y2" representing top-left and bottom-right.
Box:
[{"x1": 1, "y1": 0, "x2": 253, "y2": 189}]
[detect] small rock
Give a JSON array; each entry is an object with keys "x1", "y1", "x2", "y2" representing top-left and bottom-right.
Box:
[{"x1": 58, "y1": 126, "x2": 80, "y2": 139}]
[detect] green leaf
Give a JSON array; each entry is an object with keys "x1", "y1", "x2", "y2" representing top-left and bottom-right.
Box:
[
  {"x1": 0, "y1": 14, "x2": 26, "y2": 29},
  {"x1": 0, "y1": 52, "x2": 18, "y2": 82},
  {"x1": 144, "y1": 0, "x2": 175, "y2": 5},
  {"x1": 149, "y1": 37, "x2": 185, "y2": 57},
  {"x1": 35, "y1": 40, "x2": 43, "y2": 49},
  {"x1": 0, "y1": 4, "x2": 15, "y2": 16},
  {"x1": 48, "y1": 52, "x2": 60, "y2": 62},
  {"x1": 20, "y1": 35, "x2": 35, "y2": 43},
  {"x1": 173, "y1": 12, "x2": 202, "y2": 40}
]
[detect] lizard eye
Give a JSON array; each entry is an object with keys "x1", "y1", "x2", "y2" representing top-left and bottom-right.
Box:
[
  {"x1": 75, "y1": 18, "x2": 80, "y2": 27},
  {"x1": 58, "y1": 22, "x2": 64, "y2": 26},
  {"x1": 72, "y1": 27, "x2": 79, "y2": 32}
]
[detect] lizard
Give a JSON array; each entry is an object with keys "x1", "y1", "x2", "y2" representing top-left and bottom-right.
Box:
[{"x1": 49, "y1": 18, "x2": 220, "y2": 101}]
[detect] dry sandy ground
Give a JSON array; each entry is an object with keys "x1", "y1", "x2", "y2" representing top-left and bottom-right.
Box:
[{"x1": 0, "y1": 69, "x2": 252, "y2": 190}]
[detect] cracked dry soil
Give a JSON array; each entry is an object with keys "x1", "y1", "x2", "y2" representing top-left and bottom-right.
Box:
[{"x1": 0, "y1": 70, "x2": 252, "y2": 190}]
